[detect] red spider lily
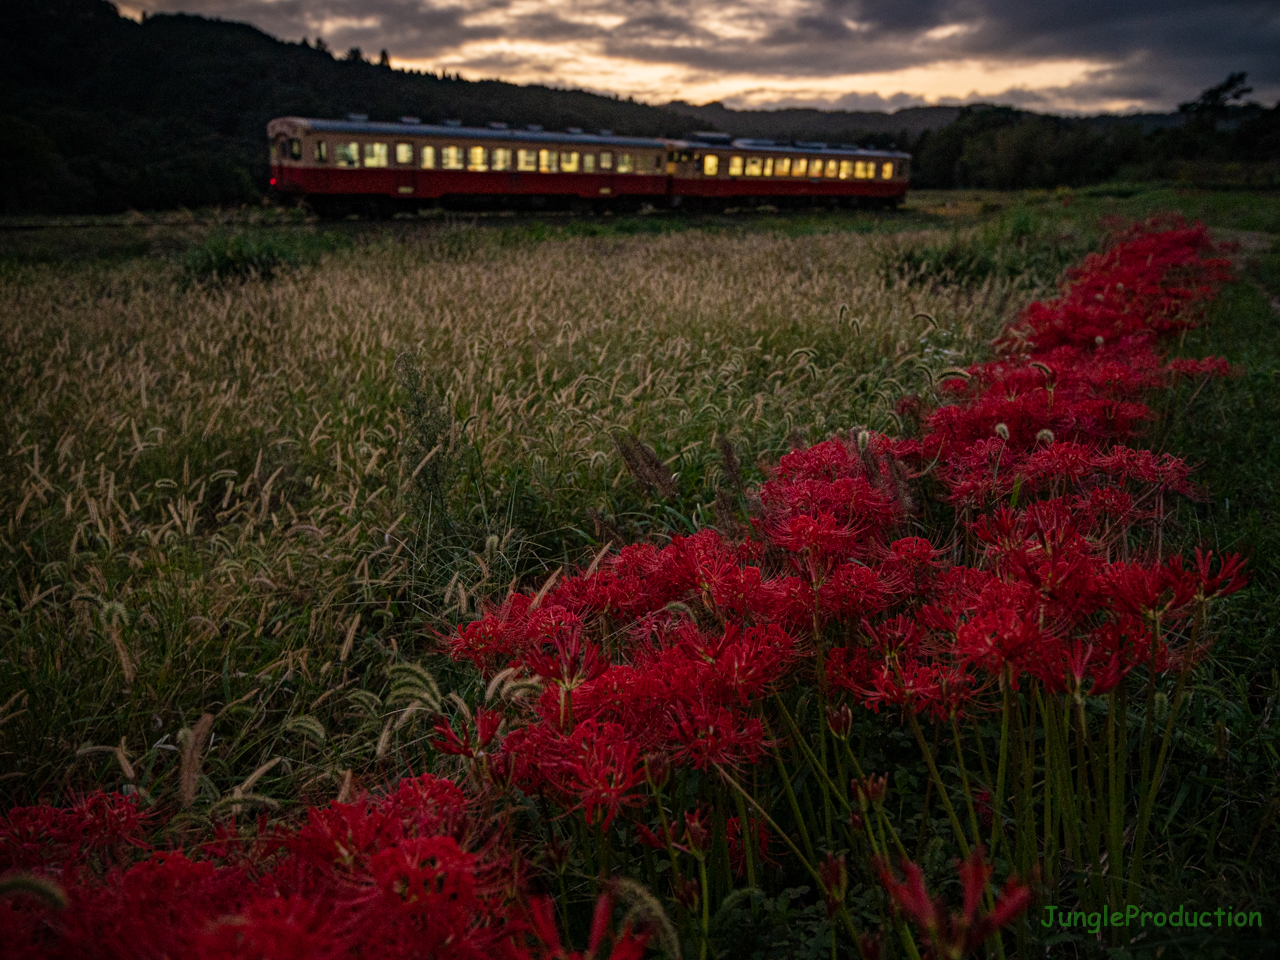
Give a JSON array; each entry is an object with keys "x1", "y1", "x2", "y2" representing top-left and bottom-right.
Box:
[
  {"x1": 875, "y1": 846, "x2": 1031, "y2": 959},
  {"x1": 1167, "y1": 356, "x2": 1232, "y2": 378},
  {"x1": 525, "y1": 890, "x2": 649, "y2": 960},
  {"x1": 0, "y1": 791, "x2": 151, "y2": 871},
  {"x1": 667, "y1": 701, "x2": 767, "y2": 770},
  {"x1": 550, "y1": 721, "x2": 648, "y2": 829},
  {"x1": 365, "y1": 835, "x2": 478, "y2": 919},
  {"x1": 431, "y1": 709, "x2": 504, "y2": 759},
  {"x1": 725, "y1": 815, "x2": 773, "y2": 877},
  {"x1": 523, "y1": 632, "x2": 609, "y2": 729},
  {"x1": 195, "y1": 895, "x2": 355, "y2": 960}
]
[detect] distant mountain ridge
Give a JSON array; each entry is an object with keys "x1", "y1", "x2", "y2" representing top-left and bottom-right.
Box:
[{"x1": 663, "y1": 101, "x2": 964, "y2": 141}]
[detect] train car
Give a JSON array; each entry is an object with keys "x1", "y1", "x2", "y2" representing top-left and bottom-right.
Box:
[
  {"x1": 267, "y1": 116, "x2": 669, "y2": 215},
  {"x1": 666, "y1": 133, "x2": 909, "y2": 210},
  {"x1": 267, "y1": 116, "x2": 911, "y2": 215}
]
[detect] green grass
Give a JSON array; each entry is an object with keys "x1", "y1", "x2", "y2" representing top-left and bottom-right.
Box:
[{"x1": 1118, "y1": 238, "x2": 1280, "y2": 959}]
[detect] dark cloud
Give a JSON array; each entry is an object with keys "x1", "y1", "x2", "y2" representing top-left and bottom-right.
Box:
[{"x1": 126, "y1": 1, "x2": 1280, "y2": 110}]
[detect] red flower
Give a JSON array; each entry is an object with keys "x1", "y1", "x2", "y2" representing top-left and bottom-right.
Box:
[{"x1": 876, "y1": 846, "x2": 1031, "y2": 958}]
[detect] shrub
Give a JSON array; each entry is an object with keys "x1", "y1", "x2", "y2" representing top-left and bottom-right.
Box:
[{"x1": 181, "y1": 229, "x2": 348, "y2": 281}]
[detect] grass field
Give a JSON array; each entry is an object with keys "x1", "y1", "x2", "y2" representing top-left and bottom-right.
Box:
[
  {"x1": 1, "y1": 204, "x2": 1066, "y2": 805},
  {"x1": 2, "y1": 186, "x2": 1279, "y2": 957}
]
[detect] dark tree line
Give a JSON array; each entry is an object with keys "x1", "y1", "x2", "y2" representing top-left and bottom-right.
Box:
[
  {"x1": 905, "y1": 82, "x2": 1279, "y2": 190},
  {"x1": 2, "y1": 0, "x2": 1276, "y2": 214}
]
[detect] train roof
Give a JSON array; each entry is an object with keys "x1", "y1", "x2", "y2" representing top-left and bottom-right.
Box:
[
  {"x1": 268, "y1": 117, "x2": 911, "y2": 159},
  {"x1": 268, "y1": 116, "x2": 667, "y2": 149},
  {"x1": 684, "y1": 137, "x2": 911, "y2": 160}
]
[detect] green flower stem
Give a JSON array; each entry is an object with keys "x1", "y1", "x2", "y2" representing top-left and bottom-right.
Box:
[
  {"x1": 765, "y1": 722, "x2": 818, "y2": 866},
  {"x1": 715, "y1": 764, "x2": 863, "y2": 944},
  {"x1": 1129, "y1": 665, "x2": 1191, "y2": 902},
  {"x1": 1106, "y1": 687, "x2": 1125, "y2": 911},
  {"x1": 949, "y1": 713, "x2": 984, "y2": 850},
  {"x1": 989, "y1": 675, "x2": 1013, "y2": 860},
  {"x1": 648, "y1": 770, "x2": 684, "y2": 891},
  {"x1": 698, "y1": 853, "x2": 711, "y2": 960},
  {"x1": 774, "y1": 695, "x2": 851, "y2": 813},
  {"x1": 731, "y1": 783, "x2": 759, "y2": 891},
  {"x1": 908, "y1": 710, "x2": 970, "y2": 857},
  {"x1": 1077, "y1": 694, "x2": 1107, "y2": 905}
]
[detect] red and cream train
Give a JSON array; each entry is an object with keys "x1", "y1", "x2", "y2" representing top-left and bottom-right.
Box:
[{"x1": 267, "y1": 116, "x2": 910, "y2": 215}]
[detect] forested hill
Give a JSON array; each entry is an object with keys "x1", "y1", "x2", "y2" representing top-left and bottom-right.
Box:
[
  {"x1": 0, "y1": 0, "x2": 702, "y2": 213},
  {"x1": 3, "y1": 0, "x2": 1277, "y2": 214}
]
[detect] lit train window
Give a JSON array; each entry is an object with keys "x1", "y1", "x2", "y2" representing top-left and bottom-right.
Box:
[
  {"x1": 583, "y1": 154, "x2": 596, "y2": 173},
  {"x1": 824, "y1": 159, "x2": 837, "y2": 177},
  {"x1": 774, "y1": 157, "x2": 790, "y2": 176},
  {"x1": 600, "y1": 152, "x2": 614, "y2": 170},
  {"x1": 703, "y1": 154, "x2": 719, "y2": 176},
  {"x1": 791, "y1": 158, "x2": 807, "y2": 177},
  {"x1": 882, "y1": 162, "x2": 894, "y2": 179},
  {"x1": 315, "y1": 141, "x2": 328, "y2": 163},
  {"x1": 467, "y1": 146, "x2": 488, "y2": 171},
  {"x1": 745, "y1": 157, "x2": 763, "y2": 177},
  {"x1": 288, "y1": 139, "x2": 302, "y2": 160},
  {"x1": 728, "y1": 156, "x2": 743, "y2": 176},
  {"x1": 396, "y1": 143, "x2": 413, "y2": 164},
  {"x1": 336, "y1": 142, "x2": 359, "y2": 167},
  {"x1": 654, "y1": 154, "x2": 664, "y2": 171},
  {"x1": 492, "y1": 148, "x2": 512, "y2": 171},
  {"x1": 421, "y1": 145, "x2": 435, "y2": 169},
  {"x1": 442, "y1": 146, "x2": 463, "y2": 170},
  {"x1": 617, "y1": 154, "x2": 634, "y2": 173},
  {"x1": 364, "y1": 143, "x2": 388, "y2": 167},
  {"x1": 854, "y1": 161, "x2": 867, "y2": 179},
  {"x1": 538, "y1": 149, "x2": 558, "y2": 173},
  {"x1": 517, "y1": 149, "x2": 537, "y2": 171},
  {"x1": 561, "y1": 151, "x2": 580, "y2": 172}
]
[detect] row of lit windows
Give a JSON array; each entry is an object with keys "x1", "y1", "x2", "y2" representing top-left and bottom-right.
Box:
[
  {"x1": 702, "y1": 154, "x2": 894, "y2": 180},
  {"x1": 303, "y1": 139, "x2": 646, "y2": 174},
  {"x1": 281, "y1": 138, "x2": 895, "y2": 179}
]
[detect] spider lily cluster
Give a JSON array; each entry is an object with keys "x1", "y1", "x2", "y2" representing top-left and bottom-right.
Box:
[{"x1": 2, "y1": 221, "x2": 1244, "y2": 959}]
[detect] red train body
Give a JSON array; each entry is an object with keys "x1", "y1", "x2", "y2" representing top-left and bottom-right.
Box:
[{"x1": 267, "y1": 117, "x2": 910, "y2": 215}]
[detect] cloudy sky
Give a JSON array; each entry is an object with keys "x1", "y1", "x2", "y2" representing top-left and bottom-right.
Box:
[{"x1": 118, "y1": 1, "x2": 1280, "y2": 114}]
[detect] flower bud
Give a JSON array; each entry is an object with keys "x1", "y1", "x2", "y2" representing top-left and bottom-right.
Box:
[
  {"x1": 675, "y1": 877, "x2": 700, "y2": 911},
  {"x1": 826, "y1": 704, "x2": 853, "y2": 739},
  {"x1": 644, "y1": 753, "x2": 670, "y2": 788},
  {"x1": 684, "y1": 810, "x2": 710, "y2": 853},
  {"x1": 819, "y1": 852, "x2": 848, "y2": 917},
  {"x1": 994, "y1": 423, "x2": 1010, "y2": 441},
  {"x1": 854, "y1": 774, "x2": 887, "y2": 806},
  {"x1": 849, "y1": 811, "x2": 864, "y2": 833},
  {"x1": 543, "y1": 834, "x2": 570, "y2": 871}
]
